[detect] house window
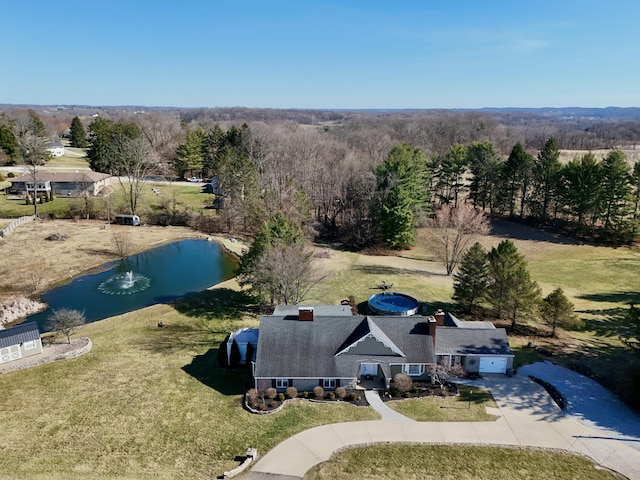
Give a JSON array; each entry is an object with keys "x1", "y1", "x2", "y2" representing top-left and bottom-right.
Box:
[
  {"x1": 323, "y1": 378, "x2": 336, "y2": 389},
  {"x1": 402, "y1": 364, "x2": 425, "y2": 376},
  {"x1": 275, "y1": 378, "x2": 288, "y2": 388},
  {"x1": 23, "y1": 340, "x2": 37, "y2": 351}
]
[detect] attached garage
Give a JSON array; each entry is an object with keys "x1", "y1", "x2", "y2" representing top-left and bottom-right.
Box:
[
  {"x1": 479, "y1": 356, "x2": 508, "y2": 374},
  {"x1": 435, "y1": 325, "x2": 514, "y2": 375}
]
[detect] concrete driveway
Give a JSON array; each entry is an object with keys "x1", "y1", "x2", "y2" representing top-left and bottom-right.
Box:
[{"x1": 244, "y1": 374, "x2": 640, "y2": 480}]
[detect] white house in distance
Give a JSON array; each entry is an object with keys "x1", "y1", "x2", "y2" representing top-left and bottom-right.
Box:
[
  {"x1": 46, "y1": 141, "x2": 65, "y2": 157},
  {"x1": 0, "y1": 322, "x2": 43, "y2": 365}
]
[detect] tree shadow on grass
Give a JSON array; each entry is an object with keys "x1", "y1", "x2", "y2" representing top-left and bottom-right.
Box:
[
  {"x1": 182, "y1": 347, "x2": 249, "y2": 395},
  {"x1": 353, "y1": 264, "x2": 447, "y2": 278},
  {"x1": 578, "y1": 291, "x2": 640, "y2": 306},
  {"x1": 171, "y1": 288, "x2": 260, "y2": 321},
  {"x1": 138, "y1": 320, "x2": 228, "y2": 354}
]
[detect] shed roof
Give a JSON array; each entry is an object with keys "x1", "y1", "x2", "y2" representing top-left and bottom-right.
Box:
[{"x1": 0, "y1": 322, "x2": 41, "y2": 348}]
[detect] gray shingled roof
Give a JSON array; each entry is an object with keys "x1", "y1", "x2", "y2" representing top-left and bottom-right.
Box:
[
  {"x1": 254, "y1": 315, "x2": 435, "y2": 379},
  {"x1": 443, "y1": 312, "x2": 495, "y2": 329},
  {"x1": 435, "y1": 327, "x2": 513, "y2": 356},
  {"x1": 11, "y1": 172, "x2": 111, "y2": 183},
  {"x1": 0, "y1": 322, "x2": 40, "y2": 348}
]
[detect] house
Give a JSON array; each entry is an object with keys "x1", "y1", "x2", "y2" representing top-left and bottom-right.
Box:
[
  {"x1": 9, "y1": 171, "x2": 113, "y2": 197},
  {"x1": 252, "y1": 307, "x2": 513, "y2": 392},
  {"x1": 46, "y1": 141, "x2": 65, "y2": 157},
  {"x1": 0, "y1": 322, "x2": 43, "y2": 364}
]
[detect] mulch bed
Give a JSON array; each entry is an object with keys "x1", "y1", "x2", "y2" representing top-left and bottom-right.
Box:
[{"x1": 381, "y1": 382, "x2": 459, "y2": 402}]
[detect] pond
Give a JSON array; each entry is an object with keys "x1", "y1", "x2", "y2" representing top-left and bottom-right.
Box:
[{"x1": 28, "y1": 239, "x2": 237, "y2": 331}]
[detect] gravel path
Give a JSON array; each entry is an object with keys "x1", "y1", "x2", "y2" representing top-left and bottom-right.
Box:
[{"x1": 518, "y1": 361, "x2": 640, "y2": 443}]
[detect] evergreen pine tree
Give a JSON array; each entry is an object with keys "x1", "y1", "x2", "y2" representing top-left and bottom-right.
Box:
[
  {"x1": 218, "y1": 338, "x2": 229, "y2": 368},
  {"x1": 599, "y1": 149, "x2": 632, "y2": 238},
  {"x1": 374, "y1": 143, "x2": 430, "y2": 249},
  {"x1": 229, "y1": 339, "x2": 241, "y2": 368},
  {"x1": 69, "y1": 116, "x2": 88, "y2": 148},
  {"x1": 540, "y1": 287, "x2": 581, "y2": 337},
  {"x1": 452, "y1": 242, "x2": 489, "y2": 313},
  {"x1": 487, "y1": 240, "x2": 541, "y2": 330},
  {"x1": 530, "y1": 137, "x2": 562, "y2": 222}
]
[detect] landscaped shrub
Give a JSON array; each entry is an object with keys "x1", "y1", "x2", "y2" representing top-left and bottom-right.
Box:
[
  {"x1": 277, "y1": 392, "x2": 285, "y2": 401},
  {"x1": 265, "y1": 387, "x2": 277, "y2": 399},
  {"x1": 327, "y1": 392, "x2": 335, "y2": 400},
  {"x1": 312, "y1": 385, "x2": 324, "y2": 399},
  {"x1": 348, "y1": 392, "x2": 358, "y2": 401},
  {"x1": 246, "y1": 388, "x2": 259, "y2": 407},
  {"x1": 392, "y1": 372, "x2": 413, "y2": 394},
  {"x1": 285, "y1": 386, "x2": 298, "y2": 399},
  {"x1": 303, "y1": 391, "x2": 309, "y2": 398},
  {"x1": 269, "y1": 400, "x2": 278, "y2": 408},
  {"x1": 229, "y1": 339, "x2": 241, "y2": 367},
  {"x1": 217, "y1": 336, "x2": 230, "y2": 368},
  {"x1": 403, "y1": 391, "x2": 412, "y2": 398},
  {"x1": 335, "y1": 387, "x2": 346, "y2": 399}
]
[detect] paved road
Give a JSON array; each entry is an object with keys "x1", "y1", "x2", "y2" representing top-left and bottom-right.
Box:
[{"x1": 244, "y1": 374, "x2": 640, "y2": 480}]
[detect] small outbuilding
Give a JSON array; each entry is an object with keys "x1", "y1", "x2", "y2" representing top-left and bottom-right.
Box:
[
  {"x1": 0, "y1": 322, "x2": 43, "y2": 364},
  {"x1": 226, "y1": 327, "x2": 259, "y2": 366}
]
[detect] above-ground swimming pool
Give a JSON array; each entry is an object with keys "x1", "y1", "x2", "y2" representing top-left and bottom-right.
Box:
[{"x1": 367, "y1": 292, "x2": 419, "y2": 316}]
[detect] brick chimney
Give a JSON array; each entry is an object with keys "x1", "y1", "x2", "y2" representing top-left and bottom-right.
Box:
[
  {"x1": 434, "y1": 309, "x2": 445, "y2": 326},
  {"x1": 298, "y1": 307, "x2": 314, "y2": 321},
  {"x1": 427, "y1": 317, "x2": 437, "y2": 345}
]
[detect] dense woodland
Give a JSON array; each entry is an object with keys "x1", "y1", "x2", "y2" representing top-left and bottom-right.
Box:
[{"x1": 1, "y1": 106, "x2": 640, "y2": 246}]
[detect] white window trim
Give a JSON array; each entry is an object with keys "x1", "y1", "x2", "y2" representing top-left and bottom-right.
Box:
[
  {"x1": 275, "y1": 378, "x2": 288, "y2": 388},
  {"x1": 323, "y1": 378, "x2": 337, "y2": 389},
  {"x1": 401, "y1": 364, "x2": 425, "y2": 376},
  {"x1": 23, "y1": 340, "x2": 37, "y2": 351}
]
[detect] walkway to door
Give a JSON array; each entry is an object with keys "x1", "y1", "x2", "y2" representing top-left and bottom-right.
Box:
[{"x1": 363, "y1": 390, "x2": 413, "y2": 422}]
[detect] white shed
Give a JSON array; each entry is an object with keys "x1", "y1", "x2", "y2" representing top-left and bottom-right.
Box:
[{"x1": 227, "y1": 327, "x2": 259, "y2": 365}]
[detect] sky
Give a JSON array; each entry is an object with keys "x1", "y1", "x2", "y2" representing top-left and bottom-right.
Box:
[{"x1": 2, "y1": 0, "x2": 639, "y2": 109}]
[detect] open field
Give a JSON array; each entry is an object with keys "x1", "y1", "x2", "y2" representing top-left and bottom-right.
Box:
[
  {"x1": 0, "y1": 179, "x2": 213, "y2": 218},
  {"x1": 304, "y1": 444, "x2": 621, "y2": 480},
  {"x1": 559, "y1": 148, "x2": 640, "y2": 165}
]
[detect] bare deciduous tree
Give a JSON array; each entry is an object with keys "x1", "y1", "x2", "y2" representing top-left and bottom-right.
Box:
[
  {"x1": 111, "y1": 229, "x2": 132, "y2": 258},
  {"x1": 424, "y1": 203, "x2": 490, "y2": 275},
  {"x1": 111, "y1": 136, "x2": 153, "y2": 215},
  {"x1": 255, "y1": 241, "x2": 323, "y2": 305},
  {"x1": 47, "y1": 308, "x2": 86, "y2": 344}
]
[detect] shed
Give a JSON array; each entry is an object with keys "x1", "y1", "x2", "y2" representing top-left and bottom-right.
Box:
[
  {"x1": 0, "y1": 322, "x2": 43, "y2": 364},
  {"x1": 227, "y1": 327, "x2": 259, "y2": 365}
]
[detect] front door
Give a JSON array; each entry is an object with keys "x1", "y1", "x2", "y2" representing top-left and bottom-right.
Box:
[{"x1": 360, "y1": 363, "x2": 378, "y2": 378}]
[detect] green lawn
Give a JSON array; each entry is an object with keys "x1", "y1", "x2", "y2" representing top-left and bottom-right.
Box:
[
  {"x1": 387, "y1": 386, "x2": 498, "y2": 422},
  {"x1": 304, "y1": 444, "x2": 620, "y2": 480},
  {"x1": 0, "y1": 295, "x2": 378, "y2": 480}
]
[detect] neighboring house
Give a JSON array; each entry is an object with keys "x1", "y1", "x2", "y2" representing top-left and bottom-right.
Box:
[
  {"x1": 0, "y1": 322, "x2": 43, "y2": 364},
  {"x1": 46, "y1": 141, "x2": 65, "y2": 157},
  {"x1": 9, "y1": 171, "x2": 113, "y2": 197},
  {"x1": 252, "y1": 307, "x2": 513, "y2": 392}
]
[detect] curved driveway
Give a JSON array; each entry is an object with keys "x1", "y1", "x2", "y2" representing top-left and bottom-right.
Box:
[{"x1": 245, "y1": 374, "x2": 640, "y2": 480}]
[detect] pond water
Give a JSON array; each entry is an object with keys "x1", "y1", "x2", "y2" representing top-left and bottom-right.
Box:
[{"x1": 28, "y1": 239, "x2": 237, "y2": 331}]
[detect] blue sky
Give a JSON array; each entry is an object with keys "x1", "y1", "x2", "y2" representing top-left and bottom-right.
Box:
[{"x1": 2, "y1": 0, "x2": 639, "y2": 108}]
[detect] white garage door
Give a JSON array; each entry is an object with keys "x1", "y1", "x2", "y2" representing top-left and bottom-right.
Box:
[
  {"x1": 0, "y1": 345, "x2": 22, "y2": 364},
  {"x1": 479, "y1": 357, "x2": 507, "y2": 374}
]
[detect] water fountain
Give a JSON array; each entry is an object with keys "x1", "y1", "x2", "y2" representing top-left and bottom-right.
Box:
[{"x1": 98, "y1": 270, "x2": 151, "y2": 296}]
